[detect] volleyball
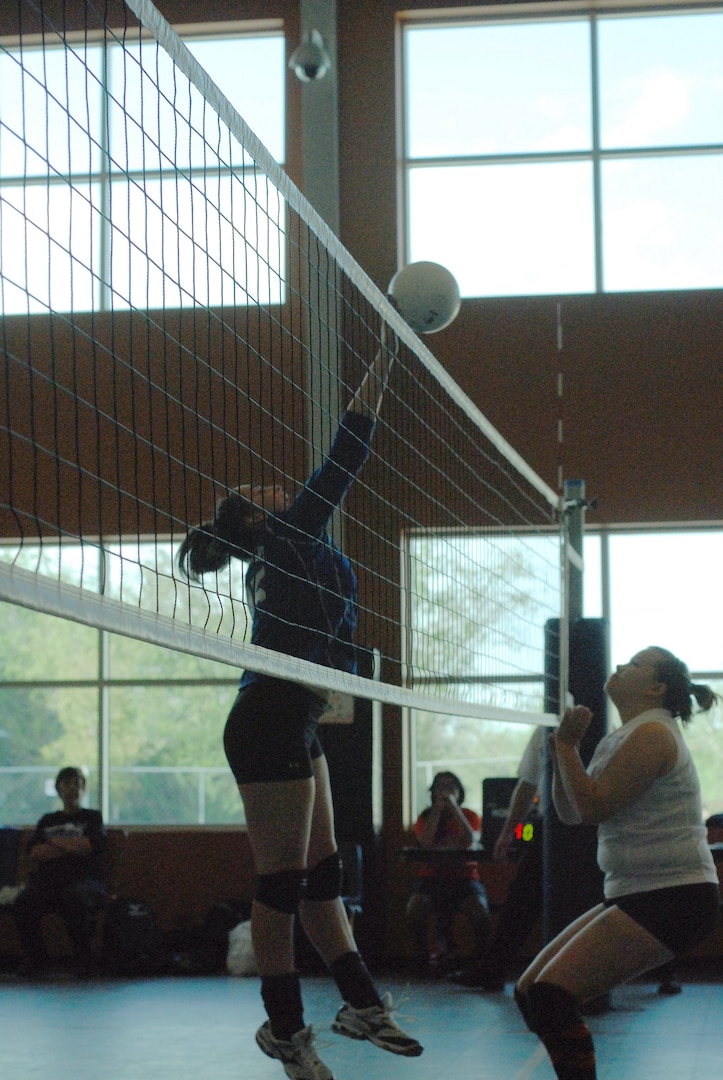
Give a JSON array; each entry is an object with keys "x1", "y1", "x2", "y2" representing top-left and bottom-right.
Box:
[{"x1": 388, "y1": 260, "x2": 461, "y2": 334}]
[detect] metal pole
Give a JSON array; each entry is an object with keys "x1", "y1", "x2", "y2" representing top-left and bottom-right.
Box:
[
  {"x1": 543, "y1": 479, "x2": 607, "y2": 943},
  {"x1": 563, "y1": 477, "x2": 586, "y2": 623},
  {"x1": 298, "y1": 1, "x2": 342, "y2": 539}
]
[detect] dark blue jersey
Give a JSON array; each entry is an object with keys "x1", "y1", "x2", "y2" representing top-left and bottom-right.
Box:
[{"x1": 239, "y1": 410, "x2": 375, "y2": 688}]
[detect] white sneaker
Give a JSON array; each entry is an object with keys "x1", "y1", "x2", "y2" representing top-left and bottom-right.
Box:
[
  {"x1": 255, "y1": 1022, "x2": 335, "y2": 1080},
  {"x1": 331, "y1": 992, "x2": 423, "y2": 1057}
]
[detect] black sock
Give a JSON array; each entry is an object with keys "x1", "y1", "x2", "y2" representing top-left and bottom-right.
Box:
[
  {"x1": 330, "y1": 950, "x2": 382, "y2": 1009},
  {"x1": 541, "y1": 1021, "x2": 597, "y2": 1080},
  {"x1": 260, "y1": 972, "x2": 304, "y2": 1041}
]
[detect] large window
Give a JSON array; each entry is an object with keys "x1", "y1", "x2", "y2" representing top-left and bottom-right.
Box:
[
  {"x1": 401, "y1": 5, "x2": 723, "y2": 297},
  {"x1": 408, "y1": 530, "x2": 559, "y2": 818},
  {"x1": 410, "y1": 526, "x2": 723, "y2": 820},
  {"x1": 4, "y1": 527, "x2": 721, "y2": 826},
  {"x1": 0, "y1": 24, "x2": 285, "y2": 314},
  {"x1": 0, "y1": 541, "x2": 247, "y2": 826}
]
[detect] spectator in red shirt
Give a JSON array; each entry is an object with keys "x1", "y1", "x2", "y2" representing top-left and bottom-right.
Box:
[{"x1": 406, "y1": 771, "x2": 491, "y2": 973}]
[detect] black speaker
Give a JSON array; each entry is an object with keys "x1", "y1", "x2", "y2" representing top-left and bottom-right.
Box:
[
  {"x1": 481, "y1": 777, "x2": 537, "y2": 854},
  {"x1": 317, "y1": 647, "x2": 375, "y2": 843}
]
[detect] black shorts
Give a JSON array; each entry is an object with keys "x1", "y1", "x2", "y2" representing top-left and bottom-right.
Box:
[
  {"x1": 224, "y1": 679, "x2": 327, "y2": 784},
  {"x1": 605, "y1": 882, "x2": 720, "y2": 953}
]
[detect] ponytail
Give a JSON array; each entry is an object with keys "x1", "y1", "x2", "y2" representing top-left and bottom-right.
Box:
[
  {"x1": 177, "y1": 492, "x2": 257, "y2": 581},
  {"x1": 652, "y1": 646, "x2": 719, "y2": 725},
  {"x1": 690, "y1": 682, "x2": 719, "y2": 716}
]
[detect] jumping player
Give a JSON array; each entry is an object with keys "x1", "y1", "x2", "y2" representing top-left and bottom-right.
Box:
[{"x1": 178, "y1": 326, "x2": 422, "y2": 1080}]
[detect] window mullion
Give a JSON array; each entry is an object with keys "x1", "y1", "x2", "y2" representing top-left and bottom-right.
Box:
[
  {"x1": 99, "y1": 38, "x2": 112, "y2": 313},
  {"x1": 590, "y1": 14, "x2": 604, "y2": 293}
]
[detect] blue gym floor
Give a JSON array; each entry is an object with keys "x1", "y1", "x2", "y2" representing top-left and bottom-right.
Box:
[{"x1": 0, "y1": 967, "x2": 720, "y2": 1079}]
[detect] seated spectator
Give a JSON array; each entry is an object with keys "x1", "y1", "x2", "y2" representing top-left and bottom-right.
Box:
[
  {"x1": 13, "y1": 766, "x2": 108, "y2": 977},
  {"x1": 406, "y1": 771, "x2": 491, "y2": 973}
]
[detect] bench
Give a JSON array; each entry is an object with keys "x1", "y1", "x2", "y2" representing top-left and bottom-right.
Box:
[{"x1": 0, "y1": 828, "x2": 256, "y2": 960}]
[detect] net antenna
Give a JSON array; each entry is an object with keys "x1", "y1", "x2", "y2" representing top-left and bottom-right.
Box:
[{"x1": 1, "y1": 0, "x2": 564, "y2": 727}]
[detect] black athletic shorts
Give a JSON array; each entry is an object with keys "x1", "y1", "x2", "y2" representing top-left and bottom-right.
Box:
[
  {"x1": 224, "y1": 678, "x2": 327, "y2": 784},
  {"x1": 605, "y1": 881, "x2": 720, "y2": 953}
]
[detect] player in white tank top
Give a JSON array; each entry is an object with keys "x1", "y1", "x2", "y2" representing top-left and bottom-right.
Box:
[{"x1": 514, "y1": 646, "x2": 720, "y2": 1080}]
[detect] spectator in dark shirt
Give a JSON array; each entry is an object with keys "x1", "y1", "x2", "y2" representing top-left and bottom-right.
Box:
[{"x1": 14, "y1": 766, "x2": 108, "y2": 977}]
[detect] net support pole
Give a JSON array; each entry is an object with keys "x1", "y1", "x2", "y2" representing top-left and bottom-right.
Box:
[
  {"x1": 564, "y1": 478, "x2": 585, "y2": 622},
  {"x1": 298, "y1": 0, "x2": 340, "y2": 237},
  {"x1": 299, "y1": 2, "x2": 343, "y2": 532},
  {"x1": 542, "y1": 479, "x2": 608, "y2": 944}
]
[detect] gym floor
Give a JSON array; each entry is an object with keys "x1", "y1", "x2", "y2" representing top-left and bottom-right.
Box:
[{"x1": 0, "y1": 965, "x2": 720, "y2": 1079}]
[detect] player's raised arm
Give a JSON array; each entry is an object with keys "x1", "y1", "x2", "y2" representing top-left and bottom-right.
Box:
[{"x1": 348, "y1": 314, "x2": 399, "y2": 417}]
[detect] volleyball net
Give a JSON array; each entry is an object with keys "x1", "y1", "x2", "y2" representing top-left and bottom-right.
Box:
[{"x1": 0, "y1": 0, "x2": 563, "y2": 726}]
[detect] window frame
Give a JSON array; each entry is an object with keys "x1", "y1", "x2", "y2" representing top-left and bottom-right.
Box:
[
  {"x1": 397, "y1": 2, "x2": 723, "y2": 297},
  {"x1": 0, "y1": 537, "x2": 248, "y2": 827},
  {"x1": 0, "y1": 20, "x2": 286, "y2": 315},
  {"x1": 407, "y1": 520, "x2": 723, "y2": 823}
]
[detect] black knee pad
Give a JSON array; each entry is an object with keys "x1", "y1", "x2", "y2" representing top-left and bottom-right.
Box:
[
  {"x1": 255, "y1": 869, "x2": 307, "y2": 914},
  {"x1": 514, "y1": 985, "x2": 534, "y2": 1032},
  {"x1": 305, "y1": 851, "x2": 343, "y2": 902},
  {"x1": 526, "y1": 981, "x2": 581, "y2": 1037}
]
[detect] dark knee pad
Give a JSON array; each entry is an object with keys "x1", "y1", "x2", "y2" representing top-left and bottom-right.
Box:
[
  {"x1": 526, "y1": 981, "x2": 582, "y2": 1037},
  {"x1": 514, "y1": 984, "x2": 534, "y2": 1031},
  {"x1": 305, "y1": 852, "x2": 343, "y2": 902},
  {"x1": 255, "y1": 869, "x2": 307, "y2": 914}
]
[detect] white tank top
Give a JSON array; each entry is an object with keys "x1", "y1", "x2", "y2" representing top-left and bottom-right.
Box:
[{"x1": 588, "y1": 708, "x2": 717, "y2": 898}]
